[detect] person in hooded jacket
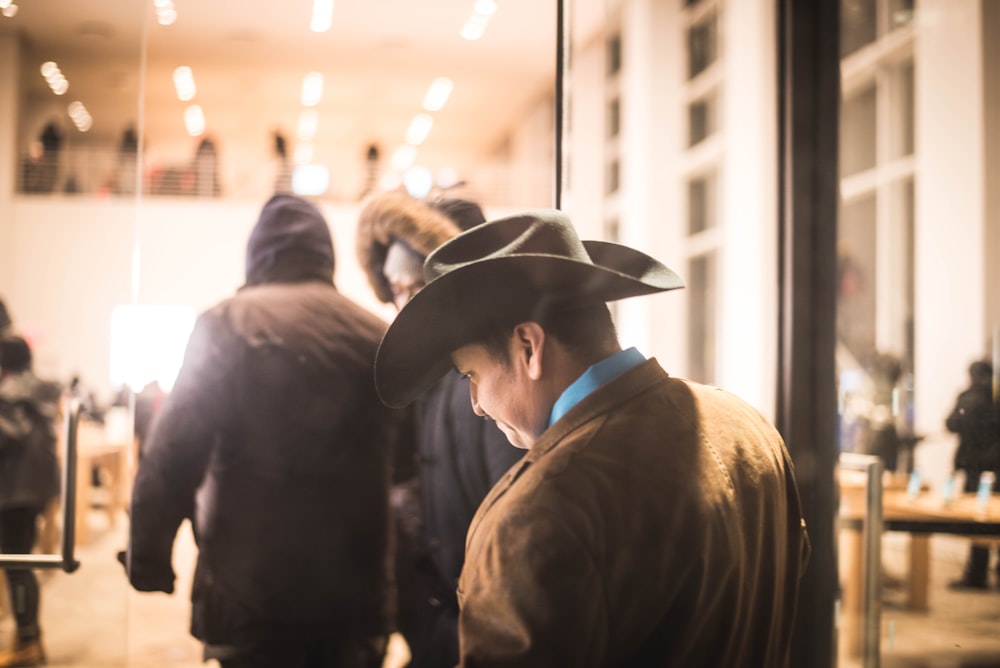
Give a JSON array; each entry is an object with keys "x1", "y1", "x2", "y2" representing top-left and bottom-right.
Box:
[
  {"x1": 0, "y1": 336, "x2": 61, "y2": 667},
  {"x1": 123, "y1": 194, "x2": 398, "y2": 668},
  {"x1": 356, "y1": 193, "x2": 522, "y2": 668}
]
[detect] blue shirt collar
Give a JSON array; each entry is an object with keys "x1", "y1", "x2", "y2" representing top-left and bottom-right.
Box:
[{"x1": 548, "y1": 347, "x2": 646, "y2": 427}]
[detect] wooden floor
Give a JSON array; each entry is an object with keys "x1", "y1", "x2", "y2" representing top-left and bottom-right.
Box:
[{"x1": 1, "y1": 508, "x2": 998, "y2": 667}]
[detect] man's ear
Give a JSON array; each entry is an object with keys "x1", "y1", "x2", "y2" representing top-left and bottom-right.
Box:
[{"x1": 513, "y1": 322, "x2": 546, "y2": 381}]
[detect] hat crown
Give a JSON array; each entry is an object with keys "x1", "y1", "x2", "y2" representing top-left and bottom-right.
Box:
[{"x1": 425, "y1": 211, "x2": 590, "y2": 282}]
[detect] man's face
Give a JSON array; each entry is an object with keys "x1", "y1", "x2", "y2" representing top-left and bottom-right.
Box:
[{"x1": 451, "y1": 339, "x2": 548, "y2": 450}]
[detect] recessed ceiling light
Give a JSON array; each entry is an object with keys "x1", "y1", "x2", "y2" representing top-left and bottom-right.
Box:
[
  {"x1": 311, "y1": 0, "x2": 333, "y2": 32},
  {"x1": 301, "y1": 72, "x2": 324, "y2": 107},
  {"x1": 423, "y1": 78, "x2": 453, "y2": 112},
  {"x1": 184, "y1": 105, "x2": 205, "y2": 136},
  {"x1": 405, "y1": 114, "x2": 434, "y2": 145}
]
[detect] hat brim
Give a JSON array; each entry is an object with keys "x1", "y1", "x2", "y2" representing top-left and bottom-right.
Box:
[{"x1": 374, "y1": 247, "x2": 683, "y2": 408}]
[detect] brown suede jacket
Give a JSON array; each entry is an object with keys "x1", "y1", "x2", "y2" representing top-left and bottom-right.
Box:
[{"x1": 456, "y1": 359, "x2": 810, "y2": 667}]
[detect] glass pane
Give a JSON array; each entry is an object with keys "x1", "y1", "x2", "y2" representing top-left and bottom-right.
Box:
[
  {"x1": 837, "y1": 1, "x2": 1000, "y2": 665},
  {"x1": 837, "y1": 193, "x2": 877, "y2": 367},
  {"x1": 889, "y1": 0, "x2": 916, "y2": 31},
  {"x1": 687, "y1": 172, "x2": 716, "y2": 234},
  {"x1": 889, "y1": 61, "x2": 915, "y2": 159},
  {"x1": 2, "y1": 0, "x2": 146, "y2": 665},
  {"x1": 840, "y1": 85, "x2": 877, "y2": 178},
  {"x1": 687, "y1": 252, "x2": 716, "y2": 384},
  {"x1": 607, "y1": 33, "x2": 622, "y2": 76},
  {"x1": 841, "y1": 0, "x2": 877, "y2": 58},
  {"x1": 687, "y1": 93, "x2": 716, "y2": 147},
  {"x1": 608, "y1": 97, "x2": 621, "y2": 139},
  {"x1": 687, "y1": 12, "x2": 717, "y2": 80},
  {"x1": 5, "y1": 1, "x2": 557, "y2": 666}
]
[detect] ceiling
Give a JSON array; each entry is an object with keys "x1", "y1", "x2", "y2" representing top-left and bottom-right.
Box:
[{"x1": 2, "y1": 0, "x2": 577, "y2": 197}]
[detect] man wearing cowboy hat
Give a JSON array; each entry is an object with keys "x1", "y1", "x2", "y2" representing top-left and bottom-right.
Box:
[{"x1": 375, "y1": 210, "x2": 810, "y2": 667}]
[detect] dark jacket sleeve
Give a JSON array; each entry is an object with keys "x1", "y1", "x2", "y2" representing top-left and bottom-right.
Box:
[{"x1": 126, "y1": 311, "x2": 236, "y2": 593}]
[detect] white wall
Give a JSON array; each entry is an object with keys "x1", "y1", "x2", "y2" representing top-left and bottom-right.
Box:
[
  {"x1": 2, "y1": 197, "x2": 394, "y2": 403},
  {"x1": 912, "y1": 0, "x2": 986, "y2": 489}
]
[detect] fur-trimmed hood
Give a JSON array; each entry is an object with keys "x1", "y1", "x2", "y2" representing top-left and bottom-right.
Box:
[{"x1": 356, "y1": 193, "x2": 462, "y2": 304}]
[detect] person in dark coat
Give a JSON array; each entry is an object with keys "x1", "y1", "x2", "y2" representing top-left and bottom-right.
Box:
[
  {"x1": 123, "y1": 194, "x2": 398, "y2": 668},
  {"x1": 373, "y1": 210, "x2": 810, "y2": 667},
  {"x1": 356, "y1": 193, "x2": 522, "y2": 667},
  {"x1": 0, "y1": 336, "x2": 61, "y2": 667},
  {"x1": 947, "y1": 359, "x2": 1000, "y2": 589}
]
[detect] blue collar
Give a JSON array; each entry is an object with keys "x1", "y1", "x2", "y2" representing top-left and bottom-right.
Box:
[{"x1": 548, "y1": 347, "x2": 646, "y2": 427}]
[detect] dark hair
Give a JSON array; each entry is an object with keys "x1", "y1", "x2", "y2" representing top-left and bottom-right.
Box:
[
  {"x1": 475, "y1": 300, "x2": 618, "y2": 368},
  {"x1": 0, "y1": 336, "x2": 32, "y2": 374}
]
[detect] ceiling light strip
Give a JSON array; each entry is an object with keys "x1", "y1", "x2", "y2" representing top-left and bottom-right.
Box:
[
  {"x1": 460, "y1": 0, "x2": 497, "y2": 41},
  {"x1": 422, "y1": 77, "x2": 453, "y2": 112},
  {"x1": 311, "y1": 0, "x2": 334, "y2": 33}
]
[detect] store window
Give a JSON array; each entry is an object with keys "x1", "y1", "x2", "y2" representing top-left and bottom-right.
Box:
[
  {"x1": 687, "y1": 252, "x2": 716, "y2": 384},
  {"x1": 686, "y1": 10, "x2": 717, "y2": 80}
]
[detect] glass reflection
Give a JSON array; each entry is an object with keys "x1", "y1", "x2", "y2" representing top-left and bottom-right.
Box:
[{"x1": 3, "y1": 0, "x2": 555, "y2": 664}]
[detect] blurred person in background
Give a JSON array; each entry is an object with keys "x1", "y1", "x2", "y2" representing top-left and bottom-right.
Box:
[
  {"x1": 947, "y1": 359, "x2": 1000, "y2": 590},
  {"x1": 0, "y1": 299, "x2": 11, "y2": 336},
  {"x1": 122, "y1": 194, "x2": 399, "y2": 668},
  {"x1": 0, "y1": 336, "x2": 61, "y2": 667},
  {"x1": 356, "y1": 193, "x2": 522, "y2": 667}
]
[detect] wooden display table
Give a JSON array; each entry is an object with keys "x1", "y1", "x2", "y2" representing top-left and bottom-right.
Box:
[{"x1": 839, "y1": 469, "x2": 1000, "y2": 659}]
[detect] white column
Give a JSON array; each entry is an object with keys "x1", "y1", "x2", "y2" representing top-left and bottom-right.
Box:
[
  {"x1": 719, "y1": 0, "x2": 778, "y2": 416},
  {"x1": 618, "y1": 0, "x2": 687, "y2": 364},
  {"x1": 912, "y1": 0, "x2": 985, "y2": 475}
]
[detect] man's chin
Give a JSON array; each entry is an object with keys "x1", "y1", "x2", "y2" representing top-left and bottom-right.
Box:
[{"x1": 497, "y1": 424, "x2": 531, "y2": 450}]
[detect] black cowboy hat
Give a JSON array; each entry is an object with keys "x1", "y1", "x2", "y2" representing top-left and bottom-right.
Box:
[{"x1": 374, "y1": 209, "x2": 684, "y2": 408}]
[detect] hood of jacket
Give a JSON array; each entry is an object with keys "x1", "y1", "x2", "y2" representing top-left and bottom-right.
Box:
[
  {"x1": 355, "y1": 193, "x2": 463, "y2": 304},
  {"x1": 244, "y1": 194, "x2": 335, "y2": 287}
]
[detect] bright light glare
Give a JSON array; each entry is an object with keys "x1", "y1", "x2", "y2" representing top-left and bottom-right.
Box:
[
  {"x1": 0, "y1": 0, "x2": 12, "y2": 9},
  {"x1": 403, "y1": 166, "x2": 433, "y2": 198},
  {"x1": 391, "y1": 145, "x2": 417, "y2": 171},
  {"x1": 311, "y1": 0, "x2": 333, "y2": 32},
  {"x1": 422, "y1": 77, "x2": 453, "y2": 111},
  {"x1": 157, "y1": 8, "x2": 177, "y2": 25},
  {"x1": 297, "y1": 110, "x2": 318, "y2": 140},
  {"x1": 184, "y1": 104, "x2": 205, "y2": 136},
  {"x1": 1, "y1": 3, "x2": 17, "y2": 16},
  {"x1": 461, "y1": 14, "x2": 489, "y2": 40},
  {"x1": 301, "y1": 72, "x2": 324, "y2": 107},
  {"x1": 110, "y1": 304, "x2": 196, "y2": 393},
  {"x1": 474, "y1": 0, "x2": 497, "y2": 14},
  {"x1": 173, "y1": 66, "x2": 196, "y2": 101},
  {"x1": 292, "y1": 164, "x2": 330, "y2": 196},
  {"x1": 405, "y1": 114, "x2": 434, "y2": 145}
]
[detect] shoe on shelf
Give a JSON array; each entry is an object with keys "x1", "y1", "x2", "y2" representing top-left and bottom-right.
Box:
[
  {"x1": 948, "y1": 575, "x2": 989, "y2": 591},
  {"x1": 0, "y1": 636, "x2": 46, "y2": 667}
]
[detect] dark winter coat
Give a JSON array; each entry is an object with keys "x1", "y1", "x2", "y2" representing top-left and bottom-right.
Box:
[
  {"x1": 127, "y1": 195, "x2": 397, "y2": 649},
  {"x1": 948, "y1": 377, "x2": 1000, "y2": 476},
  {"x1": 356, "y1": 193, "x2": 522, "y2": 667},
  {"x1": 0, "y1": 372, "x2": 61, "y2": 511}
]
